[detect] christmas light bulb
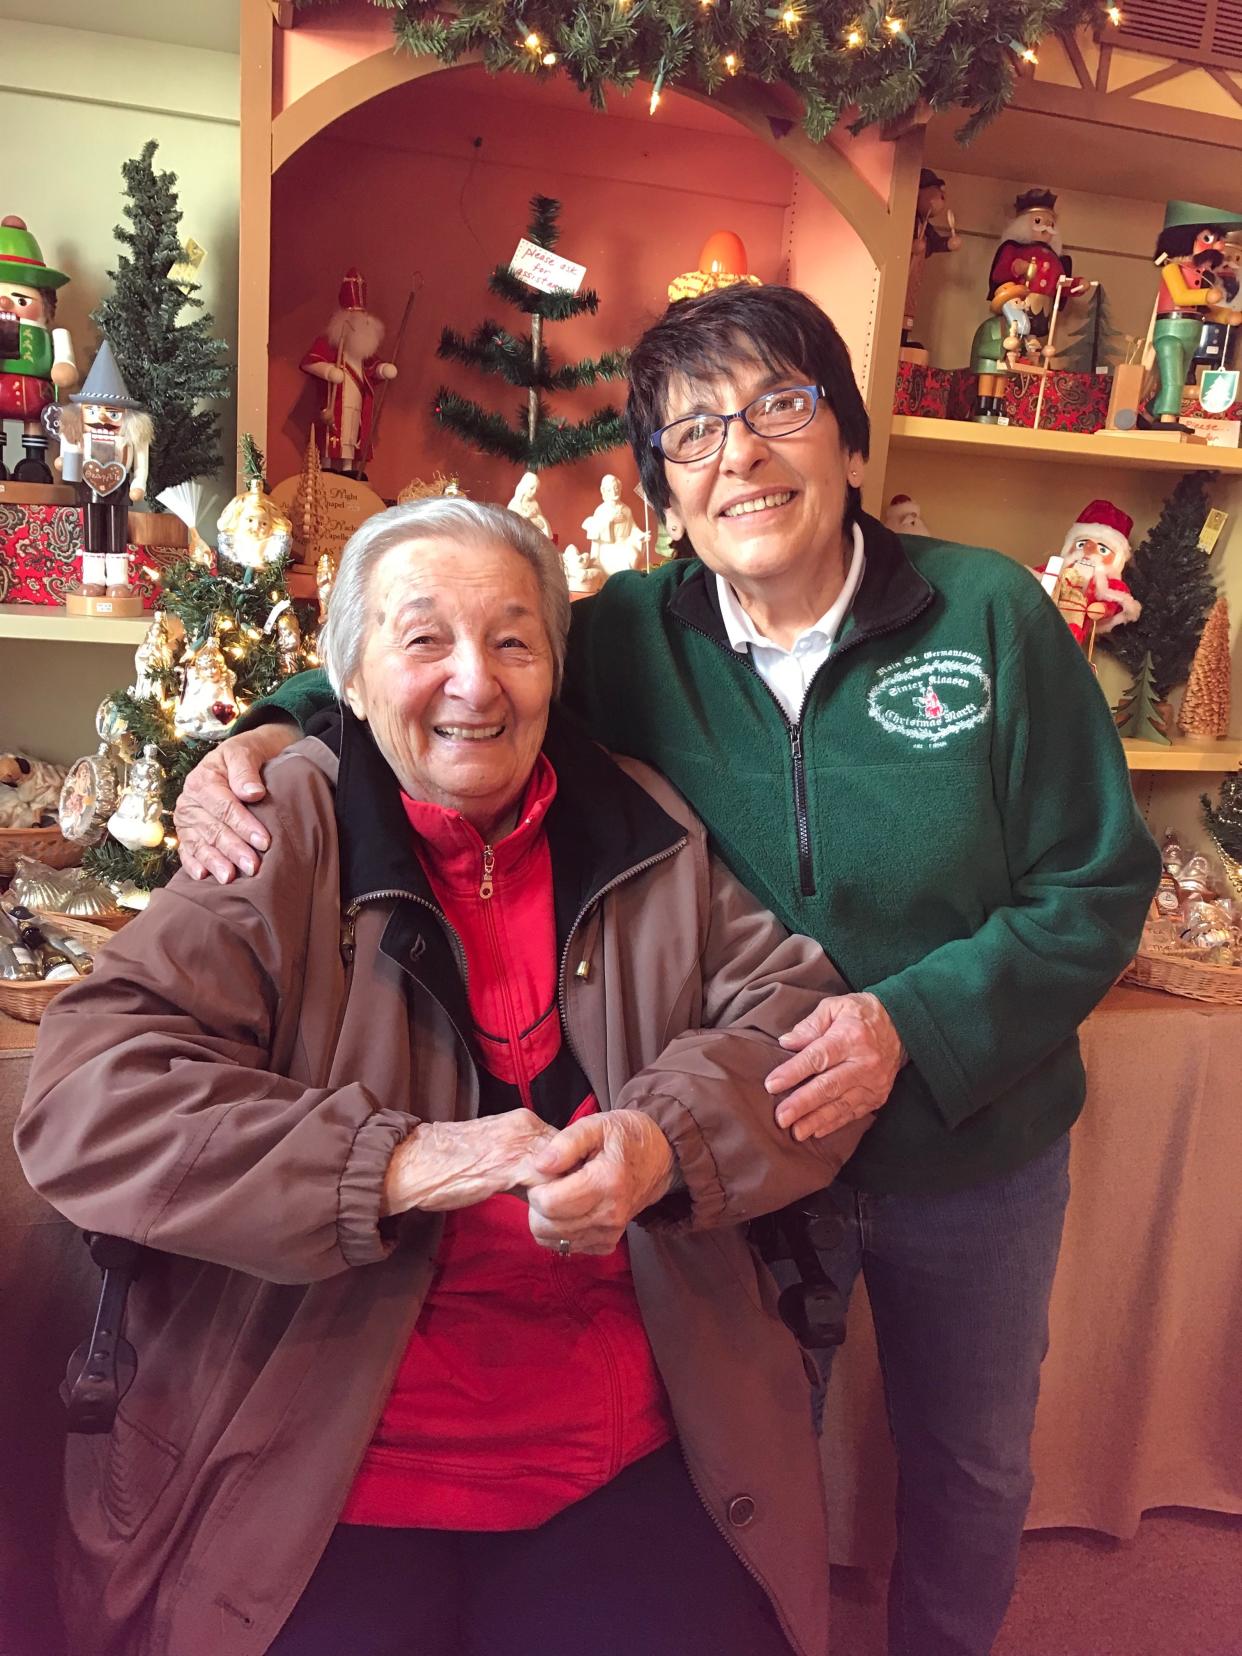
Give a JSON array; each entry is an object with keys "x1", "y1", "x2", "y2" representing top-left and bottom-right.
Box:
[
  {"x1": 524, "y1": 31, "x2": 541, "y2": 49},
  {"x1": 542, "y1": 50, "x2": 557, "y2": 64},
  {"x1": 723, "y1": 51, "x2": 738, "y2": 71},
  {"x1": 885, "y1": 16, "x2": 904, "y2": 33},
  {"x1": 781, "y1": 6, "x2": 799, "y2": 28},
  {"x1": 845, "y1": 27, "x2": 863, "y2": 46},
  {"x1": 1107, "y1": 4, "x2": 1122, "y2": 22}
]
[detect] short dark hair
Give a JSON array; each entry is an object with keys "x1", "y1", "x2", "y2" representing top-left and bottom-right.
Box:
[{"x1": 625, "y1": 284, "x2": 870, "y2": 525}]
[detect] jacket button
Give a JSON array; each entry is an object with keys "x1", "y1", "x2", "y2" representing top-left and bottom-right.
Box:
[{"x1": 728, "y1": 1495, "x2": 756, "y2": 1528}]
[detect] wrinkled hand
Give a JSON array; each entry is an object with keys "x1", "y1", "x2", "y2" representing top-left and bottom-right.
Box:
[
  {"x1": 523, "y1": 1111, "x2": 676, "y2": 1257},
  {"x1": 765, "y1": 992, "x2": 904, "y2": 1140},
  {"x1": 381, "y1": 1110, "x2": 558, "y2": 1218},
  {"x1": 173, "y1": 722, "x2": 298, "y2": 882}
]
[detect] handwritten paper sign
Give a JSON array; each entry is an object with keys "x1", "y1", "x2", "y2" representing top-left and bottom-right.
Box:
[{"x1": 509, "y1": 239, "x2": 586, "y2": 296}]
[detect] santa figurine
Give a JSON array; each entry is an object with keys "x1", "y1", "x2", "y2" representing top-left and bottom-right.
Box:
[
  {"x1": 987, "y1": 188, "x2": 1088, "y2": 365},
  {"x1": 0, "y1": 215, "x2": 78, "y2": 482},
  {"x1": 300, "y1": 269, "x2": 397, "y2": 478},
  {"x1": 884, "y1": 494, "x2": 931, "y2": 537},
  {"x1": 1034, "y1": 499, "x2": 1141, "y2": 649}
]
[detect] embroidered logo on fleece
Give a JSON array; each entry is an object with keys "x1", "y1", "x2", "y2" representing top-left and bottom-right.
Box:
[{"x1": 866, "y1": 650, "x2": 992, "y2": 750}]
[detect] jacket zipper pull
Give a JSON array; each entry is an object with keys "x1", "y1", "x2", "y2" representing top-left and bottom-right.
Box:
[
  {"x1": 340, "y1": 913, "x2": 356, "y2": 964},
  {"x1": 480, "y1": 845, "x2": 495, "y2": 900}
]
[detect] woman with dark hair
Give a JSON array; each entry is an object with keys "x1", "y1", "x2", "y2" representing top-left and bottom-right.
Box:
[{"x1": 173, "y1": 284, "x2": 1159, "y2": 1656}]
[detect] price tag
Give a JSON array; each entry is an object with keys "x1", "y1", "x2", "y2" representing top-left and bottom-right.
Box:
[
  {"x1": 509, "y1": 239, "x2": 586, "y2": 295},
  {"x1": 1198, "y1": 507, "x2": 1229, "y2": 557}
]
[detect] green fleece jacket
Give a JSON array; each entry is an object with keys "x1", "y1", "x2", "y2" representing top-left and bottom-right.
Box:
[{"x1": 256, "y1": 513, "x2": 1160, "y2": 1194}]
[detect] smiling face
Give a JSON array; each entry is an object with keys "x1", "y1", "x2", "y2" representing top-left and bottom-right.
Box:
[
  {"x1": 659, "y1": 355, "x2": 864, "y2": 616},
  {"x1": 343, "y1": 537, "x2": 555, "y2": 838}
]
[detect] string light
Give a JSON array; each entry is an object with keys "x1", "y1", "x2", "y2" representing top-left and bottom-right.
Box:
[
  {"x1": 781, "y1": 5, "x2": 800, "y2": 30},
  {"x1": 845, "y1": 26, "x2": 863, "y2": 46},
  {"x1": 885, "y1": 16, "x2": 904, "y2": 33},
  {"x1": 542, "y1": 50, "x2": 558, "y2": 64},
  {"x1": 1107, "y1": 4, "x2": 1122, "y2": 22},
  {"x1": 1010, "y1": 38, "x2": 1037, "y2": 63},
  {"x1": 650, "y1": 85, "x2": 662, "y2": 113},
  {"x1": 723, "y1": 51, "x2": 739, "y2": 72},
  {"x1": 523, "y1": 30, "x2": 541, "y2": 50}
]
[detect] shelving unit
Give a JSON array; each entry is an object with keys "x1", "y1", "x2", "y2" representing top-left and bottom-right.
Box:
[
  {"x1": 1123, "y1": 740, "x2": 1242, "y2": 773},
  {"x1": 0, "y1": 605, "x2": 149, "y2": 646},
  {"x1": 889, "y1": 417, "x2": 1242, "y2": 476}
]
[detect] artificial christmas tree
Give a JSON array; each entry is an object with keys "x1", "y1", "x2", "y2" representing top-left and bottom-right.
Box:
[
  {"x1": 434, "y1": 195, "x2": 627, "y2": 471},
  {"x1": 1203, "y1": 767, "x2": 1242, "y2": 897},
  {"x1": 91, "y1": 140, "x2": 231, "y2": 503},
  {"x1": 1177, "y1": 595, "x2": 1233, "y2": 740},
  {"x1": 1113, "y1": 652, "x2": 1168, "y2": 745},
  {"x1": 67, "y1": 440, "x2": 309, "y2": 895},
  {"x1": 1098, "y1": 472, "x2": 1219, "y2": 700}
]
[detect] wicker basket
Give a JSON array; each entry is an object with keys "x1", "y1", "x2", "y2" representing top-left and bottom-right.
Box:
[
  {"x1": 0, "y1": 825, "x2": 84, "y2": 877},
  {"x1": 0, "y1": 914, "x2": 112, "y2": 1023},
  {"x1": 1123, "y1": 945, "x2": 1242, "y2": 1005}
]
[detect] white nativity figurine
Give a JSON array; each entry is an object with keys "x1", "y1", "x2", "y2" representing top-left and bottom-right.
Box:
[
  {"x1": 582, "y1": 474, "x2": 649, "y2": 578},
  {"x1": 507, "y1": 470, "x2": 552, "y2": 538},
  {"x1": 562, "y1": 542, "x2": 606, "y2": 596}
]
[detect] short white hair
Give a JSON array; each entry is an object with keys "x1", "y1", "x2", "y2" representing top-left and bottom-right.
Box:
[{"x1": 320, "y1": 498, "x2": 572, "y2": 697}]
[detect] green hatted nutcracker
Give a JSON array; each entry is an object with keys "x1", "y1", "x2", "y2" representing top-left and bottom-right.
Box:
[
  {"x1": 0, "y1": 215, "x2": 78, "y2": 482},
  {"x1": 1148, "y1": 199, "x2": 1242, "y2": 431}
]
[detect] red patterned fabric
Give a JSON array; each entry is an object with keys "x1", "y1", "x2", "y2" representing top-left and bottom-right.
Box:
[
  {"x1": 892, "y1": 359, "x2": 954, "y2": 418},
  {"x1": 935, "y1": 369, "x2": 1109, "y2": 432},
  {"x1": 0, "y1": 502, "x2": 179, "y2": 607}
]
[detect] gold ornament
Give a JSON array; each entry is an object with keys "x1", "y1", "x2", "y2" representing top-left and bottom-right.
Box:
[
  {"x1": 274, "y1": 608, "x2": 303, "y2": 676},
  {"x1": 106, "y1": 744, "x2": 168, "y2": 851},
  {"x1": 316, "y1": 549, "x2": 338, "y2": 625},
  {"x1": 174, "y1": 636, "x2": 239, "y2": 741},
  {"x1": 130, "y1": 611, "x2": 182, "y2": 701},
  {"x1": 217, "y1": 479, "x2": 293, "y2": 573}
]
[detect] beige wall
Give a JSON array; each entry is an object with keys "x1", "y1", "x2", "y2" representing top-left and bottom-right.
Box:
[{"x1": 0, "y1": 12, "x2": 239, "y2": 766}]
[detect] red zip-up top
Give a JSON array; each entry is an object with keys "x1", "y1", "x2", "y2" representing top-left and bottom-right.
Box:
[{"x1": 341, "y1": 757, "x2": 674, "y2": 1531}]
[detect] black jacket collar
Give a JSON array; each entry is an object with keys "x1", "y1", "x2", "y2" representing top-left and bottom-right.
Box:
[
  {"x1": 315, "y1": 703, "x2": 686, "y2": 939},
  {"x1": 667, "y1": 508, "x2": 934, "y2": 648}
]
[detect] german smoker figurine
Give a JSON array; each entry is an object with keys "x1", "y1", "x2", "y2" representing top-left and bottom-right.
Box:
[
  {"x1": 970, "y1": 189, "x2": 1088, "y2": 423},
  {"x1": 56, "y1": 337, "x2": 152, "y2": 614},
  {"x1": 0, "y1": 216, "x2": 78, "y2": 483}
]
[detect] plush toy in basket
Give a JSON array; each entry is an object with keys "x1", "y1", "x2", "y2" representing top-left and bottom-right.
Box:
[
  {"x1": 0, "y1": 753, "x2": 84, "y2": 876},
  {"x1": 1122, "y1": 830, "x2": 1242, "y2": 1004}
]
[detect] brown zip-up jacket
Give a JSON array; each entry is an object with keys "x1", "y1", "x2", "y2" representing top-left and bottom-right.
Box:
[{"x1": 17, "y1": 715, "x2": 865, "y2": 1656}]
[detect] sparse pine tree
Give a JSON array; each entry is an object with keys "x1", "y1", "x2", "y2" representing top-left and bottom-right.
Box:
[
  {"x1": 92, "y1": 140, "x2": 231, "y2": 502},
  {"x1": 434, "y1": 194, "x2": 627, "y2": 471}
]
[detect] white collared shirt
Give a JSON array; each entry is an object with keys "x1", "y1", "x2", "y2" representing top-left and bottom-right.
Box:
[{"x1": 715, "y1": 523, "x2": 866, "y2": 723}]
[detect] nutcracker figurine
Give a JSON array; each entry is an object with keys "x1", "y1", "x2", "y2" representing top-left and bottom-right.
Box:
[
  {"x1": 300, "y1": 269, "x2": 398, "y2": 478},
  {"x1": 57, "y1": 338, "x2": 152, "y2": 611},
  {"x1": 1148, "y1": 200, "x2": 1242, "y2": 430},
  {"x1": 0, "y1": 215, "x2": 78, "y2": 482},
  {"x1": 1033, "y1": 499, "x2": 1141, "y2": 658},
  {"x1": 901, "y1": 170, "x2": 961, "y2": 360}
]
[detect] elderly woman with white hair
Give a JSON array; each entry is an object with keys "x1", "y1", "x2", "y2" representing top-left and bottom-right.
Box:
[{"x1": 19, "y1": 498, "x2": 862, "y2": 1656}]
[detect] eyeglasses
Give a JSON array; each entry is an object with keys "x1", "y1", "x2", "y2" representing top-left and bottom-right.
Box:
[{"x1": 650, "y1": 384, "x2": 824, "y2": 464}]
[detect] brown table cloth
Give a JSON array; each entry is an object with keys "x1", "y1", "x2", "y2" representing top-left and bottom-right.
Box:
[
  {"x1": 822, "y1": 985, "x2": 1242, "y2": 1567},
  {"x1": 3, "y1": 986, "x2": 1241, "y2": 1652}
]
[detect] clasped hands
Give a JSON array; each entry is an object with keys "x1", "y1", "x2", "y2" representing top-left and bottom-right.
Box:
[{"x1": 381, "y1": 1107, "x2": 677, "y2": 1258}]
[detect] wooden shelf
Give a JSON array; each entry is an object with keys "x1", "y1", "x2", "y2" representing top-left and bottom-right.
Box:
[
  {"x1": 0, "y1": 605, "x2": 148, "y2": 645},
  {"x1": 1123, "y1": 740, "x2": 1242, "y2": 773},
  {"x1": 889, "y1": 417, "x2": 1242, "y2": 475}
]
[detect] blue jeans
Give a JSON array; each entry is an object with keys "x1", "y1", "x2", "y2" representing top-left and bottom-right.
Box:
[{"x1": 814, "y1": 1134, "x2": 1071, "y2": 1656}]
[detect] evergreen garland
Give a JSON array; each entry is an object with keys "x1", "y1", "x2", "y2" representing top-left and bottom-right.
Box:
[
  {"x1": 434, "y1": 194, "x2": 627, "y2": 469},
  {"x1": 1097, "y1": 472, "x2": 1219, "y2": 699},
  {"x1": 92, "y1": 140, "x2": 232, "y2": 503},
  {"x1": 297, "y1": 1, "x2": 1109, "y2": 141}
]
